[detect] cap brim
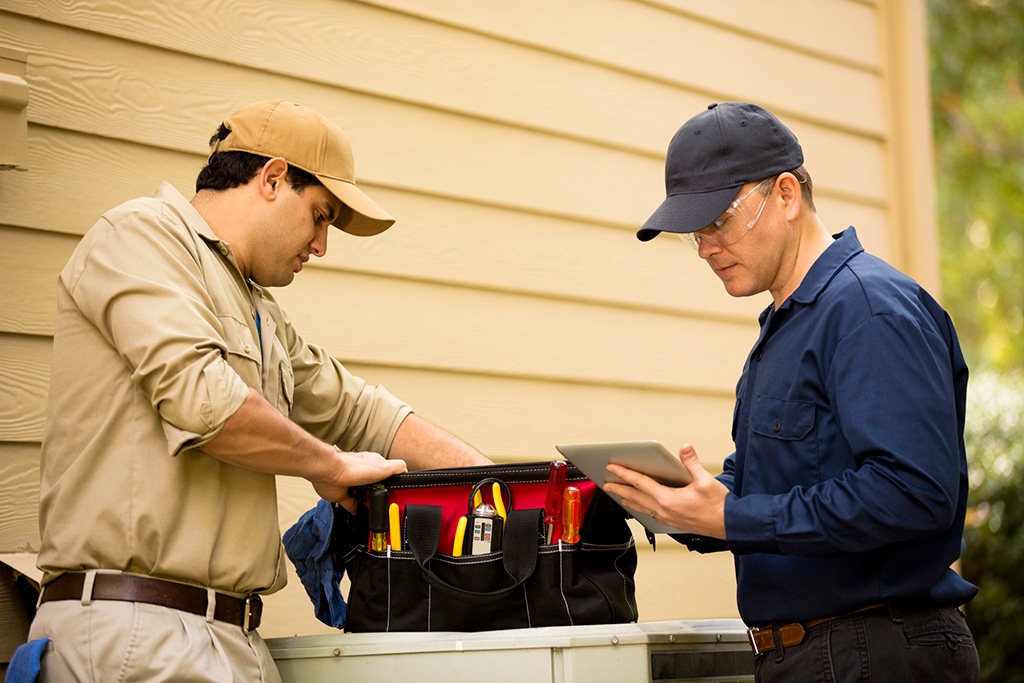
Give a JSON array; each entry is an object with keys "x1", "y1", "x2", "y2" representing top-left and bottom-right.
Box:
[
  {"x1": 319, "y1": 177, "x2": 396, "y2": 237},
  {"x1": 636, "y1": 185, "x2": 741, "y2": 242}
]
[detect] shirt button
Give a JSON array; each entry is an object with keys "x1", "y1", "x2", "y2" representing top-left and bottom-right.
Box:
[
  {"x1": 773, "y1": 421, "x2": 782, "y2": 432},
  {"x1": 243, "y1": 345, "x2": 251, "y2": 354},
  {"x1": 753, "y1": 352, "x2": 762, "y2": 361},
  {"x1": 745, "y1": 417, "x2": 750, "y2": 428}
]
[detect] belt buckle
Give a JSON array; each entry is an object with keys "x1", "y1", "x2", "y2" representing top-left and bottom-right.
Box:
[
  {"x1": 746, "y1": 626, "x2": 764, "y2": 656},
  {"x1": 243, "y1": 595, "x2": 263, "y2": 633}
]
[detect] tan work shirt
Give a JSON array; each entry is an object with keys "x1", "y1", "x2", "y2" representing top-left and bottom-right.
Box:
[{"x1": 37, "y1": 183, "x2": 411, "y2": 595}]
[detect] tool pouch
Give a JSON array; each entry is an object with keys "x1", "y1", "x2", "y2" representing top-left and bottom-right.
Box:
[{"x1": 339, "y1": 461, "x2": 638, "y2": 632}]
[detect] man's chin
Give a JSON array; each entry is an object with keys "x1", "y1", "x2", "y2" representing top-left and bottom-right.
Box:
[{"x1": 252, "y1": 272, "x2": 296, "y2": 288}]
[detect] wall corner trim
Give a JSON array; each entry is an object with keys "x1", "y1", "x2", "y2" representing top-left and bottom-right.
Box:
[{"x1": 0, "y1": 45, "x2": 30, "y2": 171}]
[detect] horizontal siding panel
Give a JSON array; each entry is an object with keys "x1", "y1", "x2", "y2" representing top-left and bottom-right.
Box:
[
  {"x1": 648, "y1": 0, "x2": 881, "y2": 70},
  {"x1": 0, "y1": 129, "x2": 766, "y2": 332},
  {"x1": 633, "y1": 542, "x2": 739, "y2": 621},
  {"x1": 0, "y1": 129, "x2": 200, "y2": 237},
  {"x1": 3, "y1": 2, "x2": 694, "y2": 155},
  {"x1": 0, "y1": 13, "x2": 661, "y2": 227},
  {"x1": 9, "y1": 0, "x2": 883, "y2": 152},
  {"x1": 2, "y1": 8, "x2": 888, "y2": 221},
  {"x1": 0, "y1": 140, "x2": 880, "y2": 350},
  {"x1": 1, "y1": 125, "x2": 887, "y2": 291},
  {"x1": 321, "y1": 186, "x2": 768, "y2": 321},
  {"x1": 343, "y1": 364, "x2": 738, "y2": 466},
  {"x1": 0, "y1": 443, "x2": 41, "y2": 551},
  {"x1": 369, "y1": 0, "x2": 885, "y2": 135},
  {"x1": 275, "y1": 268, "x2": 755, "y2": 392},
  {"x1": 815, "y1": 197, "x2": 891, "y2": 260},
  {"x1": 788, "y1": 117, "x2": 888, "y2": 206},
  {"x1": 349, "y1": 102, "x2": 665, "y2": 228},
  {"x1": 0, "y1": 227, "x2": 79, "y2": 336},
  {"x1": 0, "y1": 335, "x2": 49, "y2": 443}
]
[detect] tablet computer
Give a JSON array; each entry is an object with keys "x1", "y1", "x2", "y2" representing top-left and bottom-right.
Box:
[{"x1": 555, "y1": 440, "x2": 691, "y2": 534}]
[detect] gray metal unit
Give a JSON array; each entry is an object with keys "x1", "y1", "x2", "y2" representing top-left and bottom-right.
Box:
[{"x1": 267, "y1": 619, "x2": 755, "y2": 682}]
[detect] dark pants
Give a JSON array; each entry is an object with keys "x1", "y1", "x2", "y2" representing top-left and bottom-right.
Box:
[{"x1": 754, "y1": 605, "x2": 979, "y2": 683}]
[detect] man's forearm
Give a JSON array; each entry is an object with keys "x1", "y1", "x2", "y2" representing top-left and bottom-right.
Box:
[
  {"x1": 201, "y1": 387, "x2": 338, "y2": 480},
  {"x1": 203, "y1": 390, "x2": 489, "y2": 481},
  {"x1": 389, "y1": 413, "x2": 492, "y2": 469},
  {"x1": 201, "y1": 387, "x2": 408, "y2": 506}
]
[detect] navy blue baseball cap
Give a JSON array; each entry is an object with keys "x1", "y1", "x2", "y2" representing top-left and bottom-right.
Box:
[{"x1": 637, "y1": 102, "x2": 804, "y2": 241}]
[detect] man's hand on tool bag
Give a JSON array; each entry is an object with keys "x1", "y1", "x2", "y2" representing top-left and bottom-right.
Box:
[{"x1": 313, "y1": 448, "x2": 407, "y2": 514}]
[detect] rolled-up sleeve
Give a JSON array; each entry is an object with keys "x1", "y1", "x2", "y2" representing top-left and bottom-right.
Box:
[{"x1": 63, "y1": 203, "x2": 252, "y2": 455}]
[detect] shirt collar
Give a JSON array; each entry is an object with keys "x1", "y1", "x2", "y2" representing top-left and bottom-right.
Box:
[
  {"x1": 788, "y1": 226, "x2": 864, "y2": 306},
  {"x1": 154, "y1": 182, "x2": 254, "y2": 289},
  {"x1": 154, "y1": 182, "x2": 220, "y2": 241},
  {"x1": 757, "y1": 227, "x2": 864, "y2": 326}
]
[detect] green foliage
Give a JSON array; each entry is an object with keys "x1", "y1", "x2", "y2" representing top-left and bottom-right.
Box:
[
  {"x1": 960, "y1": 371, "x2": 1024, "y2": 682},
  {"x1": 929, "y1": 0, "x2": 1024, "y2": 370},
  {"x1": 928, "y1": 2, "x2": 1024, "y2": 678}
]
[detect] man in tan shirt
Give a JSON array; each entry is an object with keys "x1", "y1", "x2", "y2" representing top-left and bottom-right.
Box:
[{"x1": 29, "y1": 100, "x2": 491, "y2": 682}]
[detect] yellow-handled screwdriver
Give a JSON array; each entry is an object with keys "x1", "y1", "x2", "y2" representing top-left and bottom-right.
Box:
[
  {"x1": 452, "y1": 515, "x2": 468, "y2": 557},
  {"x1": 389, "y1": 503, "x2": 402, "y2": 550}
]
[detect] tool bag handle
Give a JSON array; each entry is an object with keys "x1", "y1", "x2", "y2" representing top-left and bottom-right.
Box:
[{"x1": 404, "y1": 504, "x2": 542, "y2": 604}]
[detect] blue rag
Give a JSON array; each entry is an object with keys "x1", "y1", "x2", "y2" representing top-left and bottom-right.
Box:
[
  {"x1": 283, "y1": 499, "x2": 347, "y2": 628},
  {"x1": 4, "y1": 638, "x2": 50, "y2": 683}
]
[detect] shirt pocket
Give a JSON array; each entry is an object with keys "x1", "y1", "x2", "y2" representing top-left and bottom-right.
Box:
[
  {"x1": 746, "y1": 396, "x2": 819, "y2": 491},
  {"x1": 272, "y1": 355, "x2": 295, "y2": 415},
  {"x1": 749, "y1": 395, "x2": 815, "y2": 441},
  {"x1": 219, "y1": 314, "x2": 262, "y2": 388}
]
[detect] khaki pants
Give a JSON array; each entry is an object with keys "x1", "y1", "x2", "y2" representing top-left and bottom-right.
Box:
[{"x1": 28, "y1": 600, "x2": 282, "y2": 683}]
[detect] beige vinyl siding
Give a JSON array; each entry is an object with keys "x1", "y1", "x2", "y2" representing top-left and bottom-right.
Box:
[{"x1": 0, "y1": 0, "x2": 935, "y2": 642}]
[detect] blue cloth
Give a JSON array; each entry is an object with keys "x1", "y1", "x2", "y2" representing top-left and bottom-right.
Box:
[
  {"x1": 283, "y1": 499, "x2": 347, "y2": 628},
  {"x1": 4, "y1": 638, "x2": 50, "y2": 683},
  {"x1": 675, "y1": 228, "x2": 977, "y2": 625}
]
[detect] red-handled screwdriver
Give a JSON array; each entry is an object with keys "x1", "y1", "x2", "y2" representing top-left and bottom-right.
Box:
[{"x1": 543, "y1": 460, "x2": 568, "y2": 543}]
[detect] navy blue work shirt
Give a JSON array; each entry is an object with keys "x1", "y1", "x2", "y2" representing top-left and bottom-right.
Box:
[{"x1": 676, "y1": 228, "x2": 977, "y2": 625}]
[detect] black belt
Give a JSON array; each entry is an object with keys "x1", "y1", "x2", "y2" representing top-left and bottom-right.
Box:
[
  {"x1": 747, "y1": 602, "x2": 888, "y2": 655},
  {"x1": 41, "y1": 572, "x2": 263, "y2": 632}
]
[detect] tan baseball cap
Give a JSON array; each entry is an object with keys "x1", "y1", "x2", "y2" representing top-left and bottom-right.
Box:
[{"x1": 210, "y1": 100, "x2": 395, "y2": 236}]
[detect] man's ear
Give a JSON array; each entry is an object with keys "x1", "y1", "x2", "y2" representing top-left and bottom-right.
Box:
[
  {"x1": 259, "y1": 158, "x2": 290, "y2": 198},
  {"x1": 777, "y1": 172, "x2": 802, "y2": 221}
]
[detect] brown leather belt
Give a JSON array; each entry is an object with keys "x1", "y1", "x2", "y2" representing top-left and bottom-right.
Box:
[
  {"x1": 747, "y1": 602, "x2": 888, "y2": 655},
  {"x1": 40, "y1": 572, "x2": 263, "y2": 632}
]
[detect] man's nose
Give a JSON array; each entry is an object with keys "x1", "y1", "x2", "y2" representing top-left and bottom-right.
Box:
[{"x1": 310, "y1": 226, "x2": 328, "y2": 257}]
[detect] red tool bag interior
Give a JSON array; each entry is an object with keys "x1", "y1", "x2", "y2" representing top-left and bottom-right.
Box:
[{"x1": 339, "y1": 460, "x2": 639, "y2": 632}]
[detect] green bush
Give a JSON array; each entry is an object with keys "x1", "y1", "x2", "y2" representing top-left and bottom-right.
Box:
[{"x1": 961, "y1": 370, "x2": 1024, "y2": 682}]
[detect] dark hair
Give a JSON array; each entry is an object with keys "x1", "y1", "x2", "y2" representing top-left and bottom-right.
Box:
[
  {"x1": 791, "y1": 165, "x2": 816, "y2": 212},
  {"x1": 195, "y1": 124, "x2": 321, "y2": 193}
]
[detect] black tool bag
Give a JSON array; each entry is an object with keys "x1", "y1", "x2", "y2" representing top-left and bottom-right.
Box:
[{"x1": 338, "y1": 461, "x2": 639, "y2": 632}]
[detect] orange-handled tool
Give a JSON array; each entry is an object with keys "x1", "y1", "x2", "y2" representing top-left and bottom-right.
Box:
[{"x1": 561, "y1": 485, "x2": 581, "y2": 544}]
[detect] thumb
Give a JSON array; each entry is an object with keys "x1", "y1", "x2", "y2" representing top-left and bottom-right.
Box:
[{"x1": 678, "y1": 443, "x2": 706, "y2": 479}]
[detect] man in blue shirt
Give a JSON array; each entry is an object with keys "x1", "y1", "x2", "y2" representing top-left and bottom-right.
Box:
[{"x1": 606, "y1": 102, "x2": 979, "y2": 682}]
